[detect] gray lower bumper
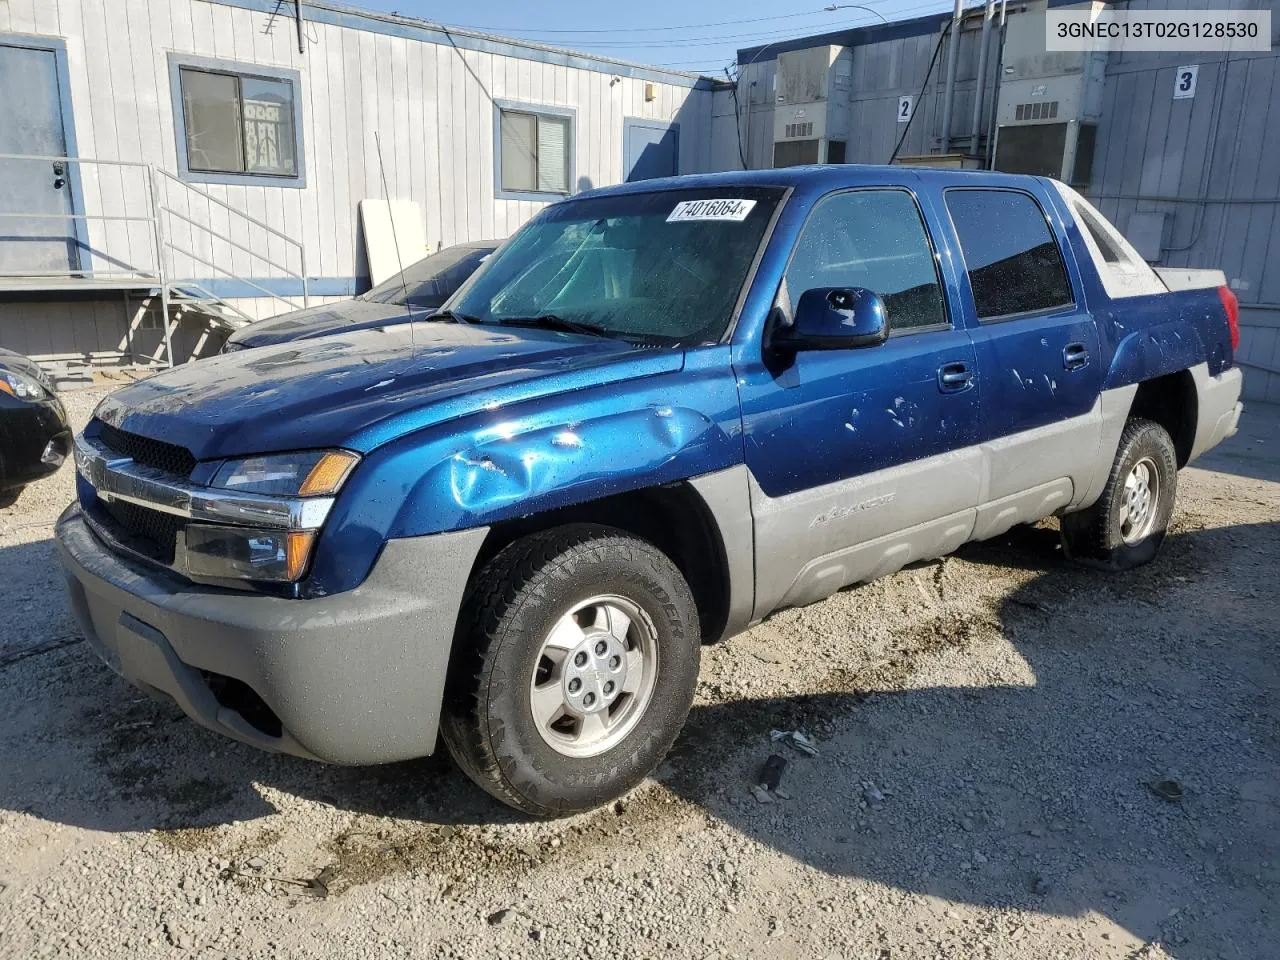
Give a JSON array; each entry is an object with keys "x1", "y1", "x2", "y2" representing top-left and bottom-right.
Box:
[{"x1": 56, "y1": 504, "x2": 488, "y2": 765}]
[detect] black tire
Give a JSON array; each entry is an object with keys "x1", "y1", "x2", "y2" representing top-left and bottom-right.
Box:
[
  {"x1": 0, "y1": 487, "x2": 23, "y2": 509},
  {"x1": 440, "y1": 523, "x2": 701, "y2": 817},
  {"x1": 1060, "y1": 417, "x2": 1177, "y2": 571}
]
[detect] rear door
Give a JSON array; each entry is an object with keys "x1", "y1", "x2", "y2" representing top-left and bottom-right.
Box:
[
  {"x1": 0, "y1": 38, "x2": 79, "y2": 274},
  {"x1": 736, "y1": 185, "x2": 982, "y2": 616},
  {"x1": 943, "y1": 186, "x2": 1103, "y2": 527}
]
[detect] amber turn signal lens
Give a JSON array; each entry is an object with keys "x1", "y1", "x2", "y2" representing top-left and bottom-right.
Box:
[
  {"x1": 298, "y1": 450, "x2": 360, "y2": 496},
  {"x1": 285, "y1": 530, "x2": 318, "y2": 581}
]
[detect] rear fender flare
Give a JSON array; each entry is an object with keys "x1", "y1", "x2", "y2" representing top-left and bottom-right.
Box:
[{"x1": 1103, "y1": 321, "x2": 1205, "y2": 390}]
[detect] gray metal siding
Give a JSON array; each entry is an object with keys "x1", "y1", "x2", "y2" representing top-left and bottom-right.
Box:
[
  {"x1": 735, "y1": 18, "x2": 997, "y2": 170},
  {"x1": 728, "y1": 0, "x2": 1280, "y2": 402},
  {"x1": 1089, "y1": 0, "x2": 1280, "y2": 401}
]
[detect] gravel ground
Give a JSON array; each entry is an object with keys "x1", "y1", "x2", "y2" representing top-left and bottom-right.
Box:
[{"x1": 1, "y1": 388, "x2": 1277, "y2": 960}]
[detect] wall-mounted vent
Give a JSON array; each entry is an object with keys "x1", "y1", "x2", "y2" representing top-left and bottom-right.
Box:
[
  {"x1": 783, "y1": 121, "x2": 815, "y2": 139},
  {"x1": 1014, "y1": 101, "x2": 1060, "y2": 122}
]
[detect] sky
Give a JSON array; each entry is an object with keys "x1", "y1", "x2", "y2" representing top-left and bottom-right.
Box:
[{"x1": 351, "y1": 0, "x2": 964, "y2": 76}]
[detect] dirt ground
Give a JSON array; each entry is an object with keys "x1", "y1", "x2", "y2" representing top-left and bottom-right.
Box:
[{"x1": 1, "y1": 388, "x2": 1276, "y2": 960}]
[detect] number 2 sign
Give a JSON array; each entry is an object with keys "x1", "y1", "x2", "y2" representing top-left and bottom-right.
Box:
[
  {"x1": 897, "y1": 95, "x2": 915, "y2": 123},
  {"x1": 1173, "y1": 65, "x2": 1198, "y2": 100}
]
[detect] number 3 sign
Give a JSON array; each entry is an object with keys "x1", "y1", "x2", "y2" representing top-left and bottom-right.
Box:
[{"x1": 1173, "y1": 65, "x2": 1198, "y2": 100}]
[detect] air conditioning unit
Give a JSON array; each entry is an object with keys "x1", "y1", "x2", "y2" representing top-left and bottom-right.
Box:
[
  {"x1": 772, "y1": 45, "x2": 853, "y2": 167},
  {"x1": 992, "y1": 1, "x2": 1106, "y2": 185}
]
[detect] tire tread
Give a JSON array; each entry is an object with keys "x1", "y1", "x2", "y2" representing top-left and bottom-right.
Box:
[
  {"x1": 440, "y1": 523, "x2": 696, "y2": 816},
  {"x1": 1060, "y1": 417, "x2": 1177, "y2": 570}
]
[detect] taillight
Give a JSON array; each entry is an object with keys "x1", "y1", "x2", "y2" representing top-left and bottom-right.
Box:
[{"x1": 1217, "y1": 285, "x2": 1240, "y2": 351}]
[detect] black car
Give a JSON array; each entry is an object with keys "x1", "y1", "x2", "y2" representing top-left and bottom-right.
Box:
[
  {"x1": 222, "y1": 240, "x2": 501, "y2": 352},
  {"x1": 0, "y1": 349, "x2": 70, "y2": 507}
]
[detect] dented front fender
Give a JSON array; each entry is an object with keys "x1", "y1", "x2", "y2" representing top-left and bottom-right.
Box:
[{"x1": 305, "y1": 348, "x2": 743, "y2": 596}]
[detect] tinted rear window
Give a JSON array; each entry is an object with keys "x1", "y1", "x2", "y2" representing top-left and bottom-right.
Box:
[{"x1": 946, "y1": 189, "x2": 1073, "y2": 320}]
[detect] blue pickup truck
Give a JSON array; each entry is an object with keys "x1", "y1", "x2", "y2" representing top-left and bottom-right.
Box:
[{"x1": 57, "y1": 166, "x2": 1243, "y2": 815}]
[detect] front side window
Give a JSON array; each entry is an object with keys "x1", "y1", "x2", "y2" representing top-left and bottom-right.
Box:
[
  {"x1": 451, "y1": 187, "x2": 782, "y2": 345},
  {"x1": 945, "y1": 189, "x2": 1073, "y2": 320},
  {"x1": 784, "y1": 189, "x2": 947, "y2": 332},
  {"x1": 497, "y1": 105, "x2": 571, "y2": 197},
  {"x1": 176, "y1": 63, "x2": 300, "y2": 181}
]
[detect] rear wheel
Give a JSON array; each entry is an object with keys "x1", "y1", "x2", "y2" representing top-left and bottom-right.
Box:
[
  {"x1": 440, "y1": 524, "x2": 701, "y2": 816},
  {"x1": 1060, "y1": 418, "x2": 1177, "y2": 570},
  {"x1": 0, "y1": 487, "x2": 23, "y2": 509}
]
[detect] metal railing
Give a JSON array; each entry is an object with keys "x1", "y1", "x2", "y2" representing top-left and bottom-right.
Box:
[
  {"x1": 0, "y1": 153, "x2": 311, "y2": 366},
  {"x1": 0, "y1": 153, "x2": 161, "y2": 283},
  {"x1": 153, "y1": 167, "x2": 309, "y2": 317}
]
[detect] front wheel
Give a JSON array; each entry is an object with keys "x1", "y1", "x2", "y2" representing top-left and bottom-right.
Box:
[
  {"x1": 440, "y1": 524, "x2": 701, "y2": 816},
  {"x1": 1060, "y1": 417, "x2": 1178, "y2": 570}
]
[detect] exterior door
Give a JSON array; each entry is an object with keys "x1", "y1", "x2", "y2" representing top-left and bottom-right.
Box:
[
  {"x1": 0, "y1": 39, "x2": 79, "y2": 274},
  {"x1": 624, "y1": 120, "x2": 678, "y2": 182},
  {"x1": 736, "y1": 187, "x2": 982, "y2": 617},
  {"x1": 942, "y1": 187, "x2": 1104, "y2": 509}
]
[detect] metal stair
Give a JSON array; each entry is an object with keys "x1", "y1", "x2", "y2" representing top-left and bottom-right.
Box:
[
  {"x1": 151, "y1": 168, "x2": 309, "y2": 363},
  {"x1": 0, "y1": 152, "x2": 309, "y2": 367}
]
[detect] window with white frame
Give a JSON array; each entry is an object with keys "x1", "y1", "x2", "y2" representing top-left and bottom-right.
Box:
[
  {"x1": 497, "y1": 105, "x2": 572, "y2": 196},
  {"x1": 176, "y1": 63, "x2": 300, "y2": 180}
]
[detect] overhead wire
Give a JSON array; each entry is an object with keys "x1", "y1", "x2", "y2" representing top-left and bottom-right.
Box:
[
  {"x1": 888, "y1": 14, "x2": 953, "y2": 163},
  {"x1": 432, "y1": 7, "x2": 888, "y2": 35}
]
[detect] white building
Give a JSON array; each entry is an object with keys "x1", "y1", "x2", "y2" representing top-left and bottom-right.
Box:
[{"x1": 0, "y1": 0, "x2": 722, "y2": 365}]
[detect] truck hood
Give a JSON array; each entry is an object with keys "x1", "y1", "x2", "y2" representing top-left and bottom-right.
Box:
[
  {"x1": 95, "y1": 322, "x2": 681, "y2": 460},
  {"x1": 224, "y1": 299, "x2": 436, "y2": 349}
]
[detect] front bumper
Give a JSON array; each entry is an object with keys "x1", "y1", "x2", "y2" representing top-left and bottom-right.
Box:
[
  {"x1": 56, "y1": 504, "x2": 488, "y2": 764},
  {"x1": 0, "y1": 394, "x2": 70, "y2": 490}
]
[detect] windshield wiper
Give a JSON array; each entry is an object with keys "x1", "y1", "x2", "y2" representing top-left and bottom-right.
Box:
[
  {"x1": 425, "y1": 308, "x2": 478, "y2": 324},
  {"x1": 495, "y1": 314, "x2": 609, "y2": 337}
]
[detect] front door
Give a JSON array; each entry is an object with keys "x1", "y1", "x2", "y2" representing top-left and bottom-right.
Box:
[
  {"x1": 0, "y1": 38, "x2": 79, "y2": 274},
  {"x1": 736, "y1": 187, "x2": 982, "y2": 617},
  {"x1": 624, "y1": 120, "x2": 679, "y2": 182}
]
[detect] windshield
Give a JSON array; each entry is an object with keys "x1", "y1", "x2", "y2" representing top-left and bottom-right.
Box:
[
  {"x1": 449, "y1": 187, "x2": 783, "y2": 345},
  {"x1": 361, "y1": 244, "x2": 496, "y2": 306}
]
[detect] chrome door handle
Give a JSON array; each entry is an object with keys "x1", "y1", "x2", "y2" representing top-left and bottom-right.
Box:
[
  {"x1": 1064, "y1": 343, "x2": 1089, "y2": 370},
  {"x1": 938, "y1": 362, "x2": 973, "y2": 391}
]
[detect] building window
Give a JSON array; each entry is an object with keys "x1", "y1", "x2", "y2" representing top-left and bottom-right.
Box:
[
  {"x1": 168, "y1": 55, "x2": 304, "y2": 187},
  {"x1": 494, "y1": 101, "x2": 573, "y2": 200}
]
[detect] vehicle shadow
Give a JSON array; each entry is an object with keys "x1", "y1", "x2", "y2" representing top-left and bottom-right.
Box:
[{"x1": 1, "y1": 519, "x2": 1276, "y2": 956}]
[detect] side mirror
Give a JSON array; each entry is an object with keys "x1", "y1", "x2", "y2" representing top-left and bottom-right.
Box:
[{"x1": 774, "y1": 287, "x2": 889, "y2": 351}]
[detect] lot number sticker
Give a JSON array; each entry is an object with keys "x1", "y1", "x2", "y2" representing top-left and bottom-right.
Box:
[
  {"x1": 897, "y1": 95, "x2": 915, "y2": 123},
  {"x1": 667, "y1": 198, "x2": 757, "y2": 222},
  {"x1": 1173, "y1": 65, "x2": 1198, "y2": 99}
]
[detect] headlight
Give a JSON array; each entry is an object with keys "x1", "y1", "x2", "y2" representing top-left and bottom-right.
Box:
[
  {"x1": 0, "y1": 369, "x2": 48, "y2": 401},
  {"x1": 185, "y1": 526, "x2": 317, "y2": 582},
  {"x1": 194, "y1": 450, "x2": 359, "y2": 582},
  {"x1": 211, "y1": 450, "x2": 359, "y2": 497}
]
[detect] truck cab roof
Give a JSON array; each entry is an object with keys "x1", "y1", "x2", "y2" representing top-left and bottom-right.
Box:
[{"x1": 574, "y1": 164, "x2": 1051, "y2": 202}]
